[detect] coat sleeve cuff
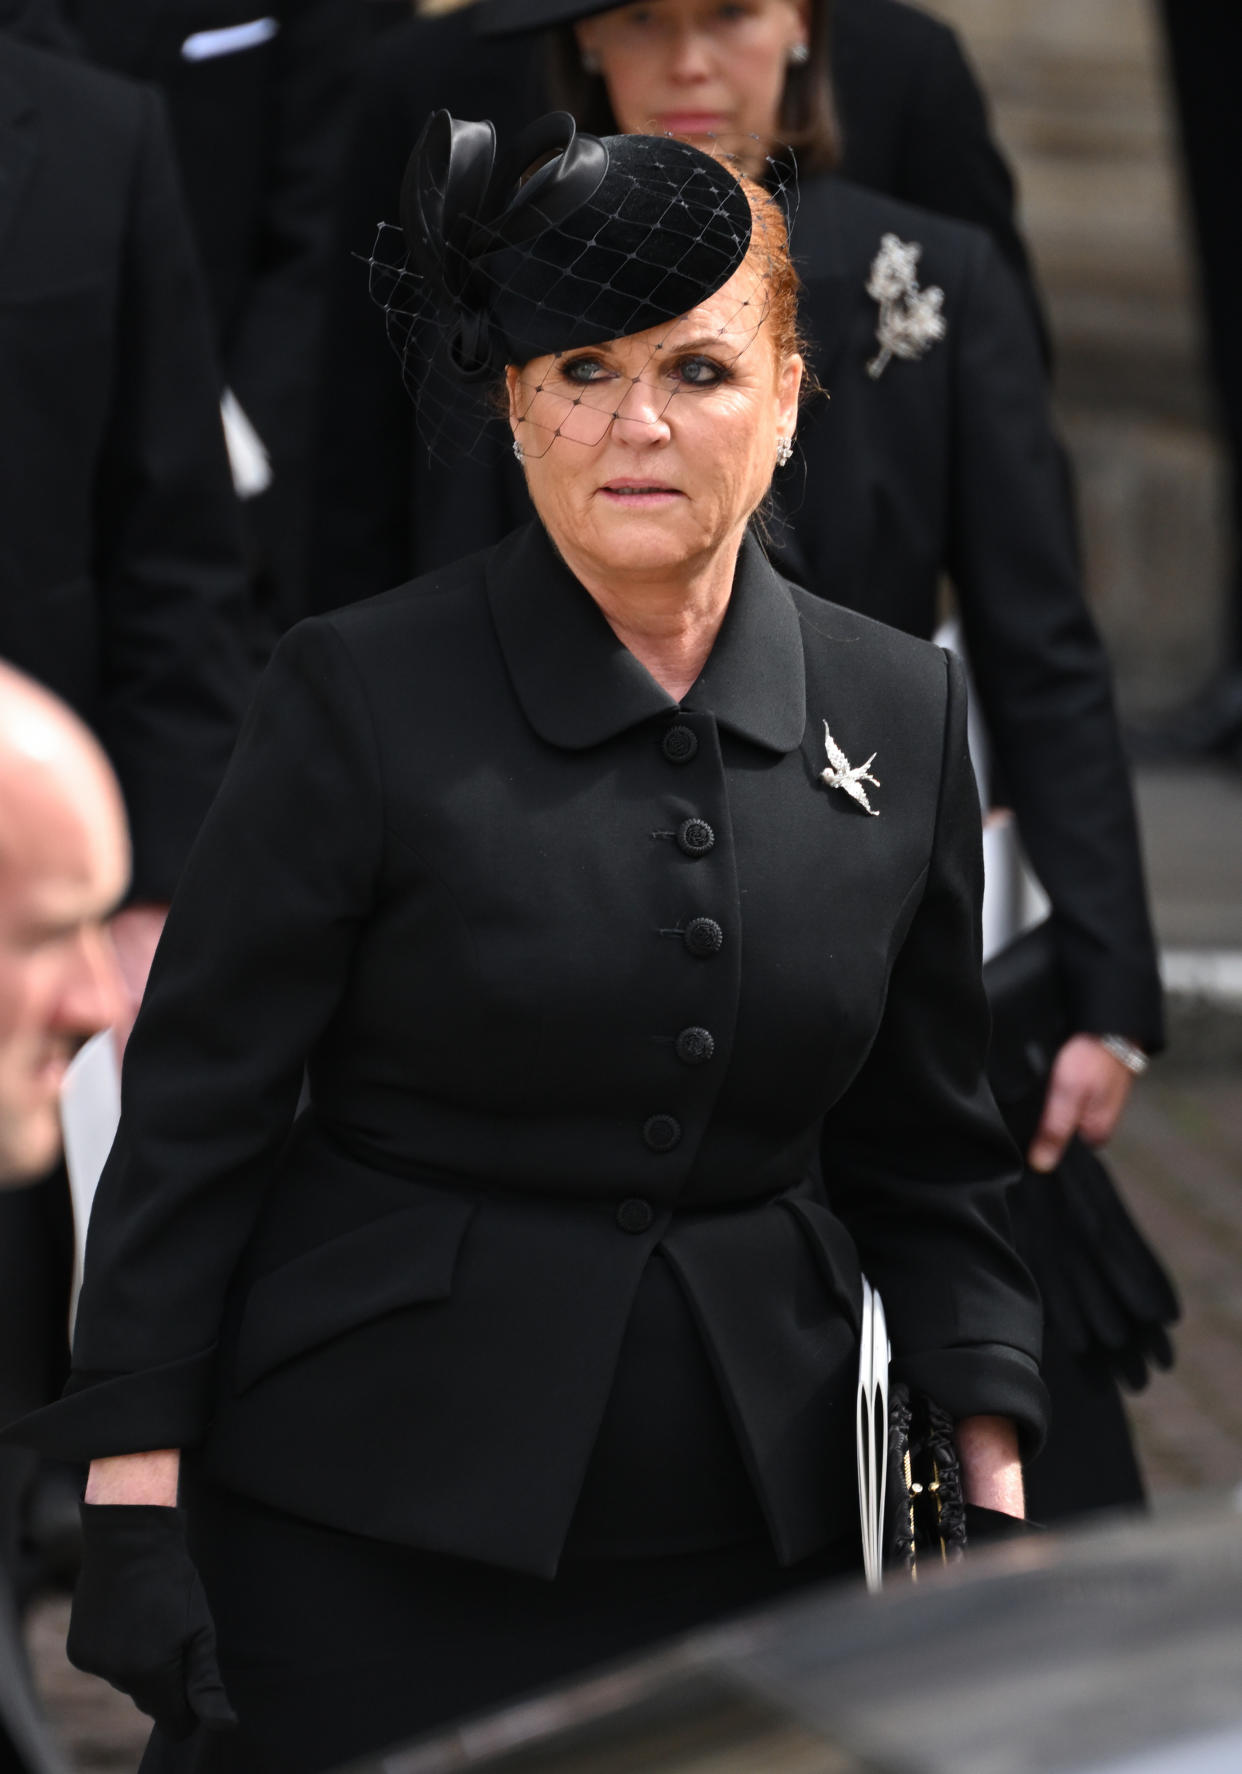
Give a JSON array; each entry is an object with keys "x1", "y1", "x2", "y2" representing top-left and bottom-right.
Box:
[
  {"x1": 891, "y1": 1343, "x2": 1048, "y2": 1459},
  {"x1": 0, "y1": 1347, "x2": 217, "y2": 1460},
  {"x1": 1063, "y1": 967, "x2": 1166, "y2": 1057}
]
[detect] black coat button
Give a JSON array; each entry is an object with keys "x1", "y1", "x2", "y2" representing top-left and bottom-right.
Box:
[
  {"x1": 683, "y1": 916, "x2": 724, "y2": 957},
  {"x1": 617, "y1": 1196, "x2": 655, "y2": 1232},
  {"x1": 642, "y1": 1115, "x2": 682, "y2": 1153},
  {"x1": 677, "y1": 817, "x2": 715, "y2": 858},
  {"x1": 675, "y1": 1026, "x2": 715, "y2": 1065},
  {"x1": 661, "y1": 725, "x2": 698, "y2": 764}
]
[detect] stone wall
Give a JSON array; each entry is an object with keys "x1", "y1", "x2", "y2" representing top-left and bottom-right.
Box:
[{"x1": 926, "y1": 0, "x2": 1228, "y2": 711}]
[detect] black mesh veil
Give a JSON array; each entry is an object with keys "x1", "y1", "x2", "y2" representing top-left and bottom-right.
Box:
[{"x1": 367, "y1": 112, "x2": 797, "y2": 464}]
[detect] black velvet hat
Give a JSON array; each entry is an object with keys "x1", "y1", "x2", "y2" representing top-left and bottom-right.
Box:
[
  {"x1": 399, "y1": 110, "x2": 753, "y2": 381},
  {"x1": 473, "y1": 0, "x2": 621, "y2": 34}
]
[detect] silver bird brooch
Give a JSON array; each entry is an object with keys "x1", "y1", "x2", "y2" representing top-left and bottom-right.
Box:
[{"x1": 820, "y1": 721, "x2": 881, "y2": 816}]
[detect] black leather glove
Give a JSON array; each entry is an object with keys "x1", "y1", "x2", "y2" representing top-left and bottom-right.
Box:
[
  {"x1": 1013, "y1": 1139, "x2": 1179, "y2": 1391},
  {"x1": 984, "y1": 925, "x2": 1180, "y2": 1392},
  {"x1": 67, "y1": 1503, "x2": 237, "y2": 1740},
  {"x1": 963, "y1": 1503, "x2": 1045, "y2": 1541}
]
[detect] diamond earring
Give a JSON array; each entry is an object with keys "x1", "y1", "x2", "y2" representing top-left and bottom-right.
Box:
[
  {"x1": 512, "y1": 439, "x2": 525, "y2": 464},
  {"x1": 788, "y1": 41, "x2": 810, "y2": 65},
  {"x1": 581, "y1": 47, "x2": 601, "y2": 73},
  {"x1": 776, "y1": 435, "x2": 794, "y2": 467}
]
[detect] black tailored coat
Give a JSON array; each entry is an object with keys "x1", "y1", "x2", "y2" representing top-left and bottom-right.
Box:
[
  {"x1": 67, "y1": 0, "x2": 365, "y2": 632},
  {"x1": 0, "y1": 35, "x2": 251, "y2": 899},
  {"x1": 14, "y1": 523, "x2": 1045, "y2": 1578}
]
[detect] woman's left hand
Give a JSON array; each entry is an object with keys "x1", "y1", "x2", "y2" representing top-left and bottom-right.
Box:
[
  {"x1": 956, "y1": 1415, "x2": 1024, "y2": 1518},
  {"x1": 68, "y1": 1502, "x2": 236, "y2": 1739},
  {"x1": 1027, "y1": 1035, "x2": 1136, "y2": 1174}
]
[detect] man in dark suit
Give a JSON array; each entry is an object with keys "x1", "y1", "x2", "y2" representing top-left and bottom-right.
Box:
[
  {"x1": 0, "y1": 25, "x2": 251, "y2": 919},
  {"x1": 0, "y1": 12, "x2": 254, "y2": 1646},
  {"x1": 66, "y1": 0, "x2": 366, "y2": 638}
]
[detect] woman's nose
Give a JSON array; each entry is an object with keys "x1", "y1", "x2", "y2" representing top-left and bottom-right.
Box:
[
  {"x1": 611, "y1": 375, "x2": 672, "y2": 442},
  {"x1": 669, "y1": 24, "x2": 713, "y2": 80}
]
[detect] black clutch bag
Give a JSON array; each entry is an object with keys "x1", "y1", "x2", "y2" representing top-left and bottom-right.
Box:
[
  {"x1": 983, "y1": 921, "x2": 1179, "y2": 1391},
  {"x1": 884, "y1": 1388, "x2": 1039, "y2": 1575},
  {"x1": 858, "y1": 1288, "x2": 1040, "y2": 1584},
  {"x1": 885, "y1": 1384, "x2": 967, "y2": 1575}
]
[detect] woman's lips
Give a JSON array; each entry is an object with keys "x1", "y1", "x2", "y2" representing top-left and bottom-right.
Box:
[
  {"x1": 656, "y1": 113, "x2": 730, "y2": 136},
  {"x1": 599, "y1": 481, "x2": 684, "y2": 504}
]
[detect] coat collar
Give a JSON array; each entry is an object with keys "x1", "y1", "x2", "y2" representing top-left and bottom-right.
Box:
[{"x1": 486, "y1": 521, "x2": 806, "y2": 753}]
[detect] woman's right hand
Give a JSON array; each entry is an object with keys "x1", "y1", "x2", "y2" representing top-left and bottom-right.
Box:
[{"x1": 69, "y1": 1454, "x2": 236, "y2": 1740}]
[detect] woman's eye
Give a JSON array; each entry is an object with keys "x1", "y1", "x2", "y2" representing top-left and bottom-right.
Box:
[
  {"x1": 561, "y1": 357, "x2": 610, "y2": 384},
  {"x1": 676, "y1": 355, "x2": 729, "y2": 386}
]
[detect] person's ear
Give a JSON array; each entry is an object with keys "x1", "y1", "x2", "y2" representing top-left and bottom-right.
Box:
[
  {"x1": 574, "y1": 16, "x2": 603, "y2": 64},
  {"x1": 776, "y1": 353, "x2": 803, "y2": 436}
]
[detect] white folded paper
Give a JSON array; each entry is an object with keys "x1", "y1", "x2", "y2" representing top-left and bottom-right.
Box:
[
  {"x1": 856, "y1": 1275, "x2": 890, "y2": 1594},
  {"x1": 59, "y1": 1030, "x2": 121, "y2": 1333}
]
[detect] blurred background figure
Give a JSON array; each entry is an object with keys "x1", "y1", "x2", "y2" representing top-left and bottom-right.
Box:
[
  {"x1": 66, "y1": 0, "x2": 367, "y2": 643},
  {"x1": 0, "y1": 661, "x2": 129, "y2": 1772},
  {"x1": 0, "y1": 0, "x2": 253, "y2": 1630},
  {"x1": 1131, "y1": 1, "x2": 1242, "y2": 765}
]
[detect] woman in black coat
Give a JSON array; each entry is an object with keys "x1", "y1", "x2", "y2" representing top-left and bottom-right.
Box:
[
  {"x1": 10, "y1": 121, "x2": 1043, "y2": 1771},
  {"x1": 414, "y1": 0, "x2": 1173, "y2": 1521}
]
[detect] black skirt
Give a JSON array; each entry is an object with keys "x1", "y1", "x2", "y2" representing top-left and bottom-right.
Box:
[{"x1": 140, "y1": 1476, "x2": 859, "y2": 1774}]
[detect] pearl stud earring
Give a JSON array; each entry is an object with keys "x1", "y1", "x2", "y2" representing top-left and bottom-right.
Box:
[{"x1": 776, "y1": 436, "x2": 794, "y2": 467}]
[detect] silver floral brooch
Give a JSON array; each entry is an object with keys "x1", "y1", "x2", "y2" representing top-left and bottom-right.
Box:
[
  {"x1": 820, "y1": 721, "x2": 880, "y2": 816},
  {"x1": 865, "y1": 233, "x2": 946, "y2": 380}
]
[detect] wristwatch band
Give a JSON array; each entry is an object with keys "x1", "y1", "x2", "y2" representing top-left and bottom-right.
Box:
[{"x1": 1100, "y1": 1034, "x2": 1149, "y2": 1076}]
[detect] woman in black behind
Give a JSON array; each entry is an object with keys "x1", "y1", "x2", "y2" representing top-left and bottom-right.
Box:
[{"x1": 10, "y1": 120, "x2": 1043, "y2": 1771}]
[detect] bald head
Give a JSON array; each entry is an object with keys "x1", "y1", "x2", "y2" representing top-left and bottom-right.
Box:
[{"x1": 0, "y1": 662, "x2": 130, "y2": 1181}]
